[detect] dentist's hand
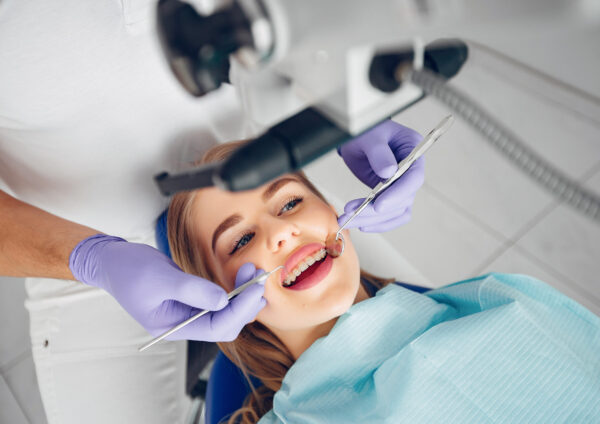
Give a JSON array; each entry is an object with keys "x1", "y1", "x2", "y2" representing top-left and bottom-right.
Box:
[
  {"x1": 338, "y1": 120, "x2": 424, "y2": 232},
  {"x1": 69, "y1": 235, "x2": 266, "y2": 342}
]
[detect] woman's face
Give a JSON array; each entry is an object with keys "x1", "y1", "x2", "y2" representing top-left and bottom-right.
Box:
[{"x1": 192, "y1": 175, "x2": 361, "y2": 335}]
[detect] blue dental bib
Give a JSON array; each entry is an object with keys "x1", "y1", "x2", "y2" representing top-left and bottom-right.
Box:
[{"x1": 259, "y1": 273, "x2": 600, "y2": 423}]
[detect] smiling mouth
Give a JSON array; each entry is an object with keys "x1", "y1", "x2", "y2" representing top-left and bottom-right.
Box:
[{"x1": 282, "y1": 248, "x2": 327, "y2": 287}]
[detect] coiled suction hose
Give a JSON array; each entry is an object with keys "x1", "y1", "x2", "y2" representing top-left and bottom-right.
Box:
[{"x1": 408, "y1": 67, "x2": 600, "y2": 224}]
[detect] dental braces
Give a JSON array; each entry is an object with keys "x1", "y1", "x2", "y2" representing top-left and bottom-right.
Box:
[{"x1": 282, "y1": 248, "x2": 327, "y2": 287}]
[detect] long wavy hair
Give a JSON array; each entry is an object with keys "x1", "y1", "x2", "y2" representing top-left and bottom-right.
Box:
[{"x1": 167, "y1": 140, "x2": 393, "y2": 423}]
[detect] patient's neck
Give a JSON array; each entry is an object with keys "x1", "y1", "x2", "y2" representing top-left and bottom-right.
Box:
[{"x1": 273, "y1": 284, "x2": 369, "y2": 360}]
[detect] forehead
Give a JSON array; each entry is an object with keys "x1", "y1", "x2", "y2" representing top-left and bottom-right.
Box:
[{"x1": 194, "y1": 174, "x2": 303, "y2": 210}]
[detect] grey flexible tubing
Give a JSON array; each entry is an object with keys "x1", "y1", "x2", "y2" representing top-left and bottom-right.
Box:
[{"x1": 407, "y1": 67, "x2": 600, "y2": 224}]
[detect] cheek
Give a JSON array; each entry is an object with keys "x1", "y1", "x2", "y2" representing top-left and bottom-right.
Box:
[
  {"x1": 296, "y1": 203, "x2": 339, "y2": 234},
  {"x1": 221, "y1": 262, "x2": 245, "y2": 291},
  {"x1": 211, "y1": 255, "x2": 242, "y2": 292},
  {"x1": 219, "y1": 248, "x2": 267, "y2": 291},
  {"x1": 254, "y1": 286, "x2": 291, "y2": 330}
]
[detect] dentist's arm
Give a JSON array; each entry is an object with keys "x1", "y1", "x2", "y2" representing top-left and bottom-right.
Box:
[
  {"x1": 0, "y1": 190, "x2": 265, "y2": 342},
  {"x1": 0, "y1": 189, "x2": 97, "y2": 279}
]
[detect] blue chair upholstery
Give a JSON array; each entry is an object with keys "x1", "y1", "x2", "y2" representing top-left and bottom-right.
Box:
[
  {"x1": 156, "y1": 209, "x2": 171, "y2": 259},
  {"x1": 206, "y1": 353, "x2": 263, "y2": 424}
]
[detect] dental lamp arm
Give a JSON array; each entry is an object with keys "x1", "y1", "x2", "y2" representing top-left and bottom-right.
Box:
[{"x1": 156, "y1": 107, "x2": 353, "y2": 194}]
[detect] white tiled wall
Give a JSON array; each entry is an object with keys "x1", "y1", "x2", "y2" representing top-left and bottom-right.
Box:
[{"x1": 512, "y1": 170, "x2": 600, "y2": 307}]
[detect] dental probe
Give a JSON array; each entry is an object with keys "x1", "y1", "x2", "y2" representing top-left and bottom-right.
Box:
[
  {"x1": 326, "y1": 115, "x2": 454, "y2": 258},
  {"x1": 138, "y1": 266, "x2": 283, "y2": 352}
]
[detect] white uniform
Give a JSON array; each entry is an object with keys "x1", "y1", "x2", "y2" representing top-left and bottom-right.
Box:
[{"x1": 0, "y1": 1, "x2": 246, "y2": 422}]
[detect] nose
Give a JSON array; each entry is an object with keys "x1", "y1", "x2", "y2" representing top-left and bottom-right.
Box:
[{"x1": 262, "y1": 216, "x2": 300, "y2": 252}]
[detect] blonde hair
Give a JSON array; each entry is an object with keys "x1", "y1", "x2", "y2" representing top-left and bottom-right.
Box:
[{"x1": 167, "y1": 140, "x2": 393, "y2": 423}]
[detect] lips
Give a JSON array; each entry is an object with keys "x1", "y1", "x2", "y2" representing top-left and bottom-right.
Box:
[
  {"x1": 281, "y1": 242, "x2": 324, "y2": 284},
  {"x1": 278, "y1": 242, "x2": 334, "y2": 291}
]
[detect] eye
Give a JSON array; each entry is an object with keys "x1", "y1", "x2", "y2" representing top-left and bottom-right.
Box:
[
  {"x1": 229, "y1": 231, "x2": 255, "y2": 255},
  {"x1": 279, "y1": 196, "x2": 303, "y2": 215}
]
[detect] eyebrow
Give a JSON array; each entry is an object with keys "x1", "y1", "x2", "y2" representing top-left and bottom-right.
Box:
[
  {"x1": 211, "y1": 177, "x2": 298, "y2": 253},
  {"x1": 262, "y1": 177, "x2": 296, "y2": 202},
  {"x1": 212, "y1": 214, "x2": 242, "y2": 253}
]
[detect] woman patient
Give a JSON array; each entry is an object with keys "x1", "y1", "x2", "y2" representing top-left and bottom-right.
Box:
[{"x1": 168, "y1": 141, "x2": 600, "y2": 424}]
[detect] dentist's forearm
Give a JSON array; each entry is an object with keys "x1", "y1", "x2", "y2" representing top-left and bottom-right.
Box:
[{"x1": 0, "y1": 190, "x2": 99, "y2": 279}]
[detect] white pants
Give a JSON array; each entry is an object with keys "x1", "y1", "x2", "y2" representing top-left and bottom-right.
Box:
[{"x1": 25, "y1": 278, "x2": 190, "y2": 424}]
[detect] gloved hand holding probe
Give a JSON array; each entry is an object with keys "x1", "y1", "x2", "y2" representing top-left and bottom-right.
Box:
[
  {"x1": 69, "y1": 234, "x2": 266, "y2": 342},
  {"x1": 338, "y1": 120, "x2": 425, "y2": 232}
]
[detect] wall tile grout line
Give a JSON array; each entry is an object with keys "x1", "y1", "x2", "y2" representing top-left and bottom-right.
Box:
[
  {"x1": 425, "y1": 155, "x2": 600, "y2": 280},
  {"x1": 469, "y1": 51, "x2": 600, "y2": 128},
  {"x1": 422, "y1": 182, "x2": 521, "y2": 243},
  {"x1": 480, "y1": 241, "x2": 600, "y2": 305},
  {"x1": 472, "y1": 198, "x2": 562, "y2": 276},
  {"x1": 1, "y1": 372, "x2": 31, "y2": 424},
  {"x1": 521, "y1": 245, "x2": 600, "y2": 303},
  {"x1": 474, "y1": 158, "x2": 600, "y2": 276},
  {"x1": 420, "y1": 182, "x2": 558, "y2": 279},
  {"x1": 579, "y1": 160, "x2": 600, "y2": 183},
  {"x1": 0, "y1": 348, "x2": 32, "y2": 375}
]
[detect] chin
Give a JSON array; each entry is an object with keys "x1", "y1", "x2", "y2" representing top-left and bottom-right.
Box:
[
  {"x1": 323, "y1": 281, "x2": 360, "y2": 317},
  {"x1": 328, "y1": 299, "x2": 355, "y2": 318}
]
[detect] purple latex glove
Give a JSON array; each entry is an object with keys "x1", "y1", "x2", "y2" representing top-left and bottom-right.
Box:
[
  {"x1": 69, "y1": 234, "x2": 266, "y2": 342},
  {"x1": 338, "y1": 120, "x2": 424, "y2": 232}
]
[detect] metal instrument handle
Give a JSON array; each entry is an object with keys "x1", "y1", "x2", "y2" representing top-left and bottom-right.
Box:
[{"x1": 138, "y1": 265, "x2": 283, "y2": 352}]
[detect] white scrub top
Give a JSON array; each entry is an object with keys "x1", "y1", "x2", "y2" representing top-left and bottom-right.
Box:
[{"x1": 0, "y1": 0, "x2": 246, "y2": 241}]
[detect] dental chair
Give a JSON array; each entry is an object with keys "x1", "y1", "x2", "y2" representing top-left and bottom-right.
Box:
[{"x1": 156, "y1": 209, "x2": 429, "y2": 424}]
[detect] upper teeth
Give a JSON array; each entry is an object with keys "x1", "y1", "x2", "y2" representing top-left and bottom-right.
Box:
[{"x1": 283, "y1": 248, "x2": 326, "y2": 286}]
